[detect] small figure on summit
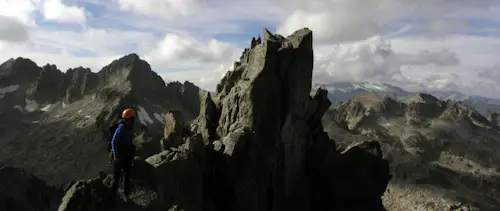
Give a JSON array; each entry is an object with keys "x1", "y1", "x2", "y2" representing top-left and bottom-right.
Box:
[{"x1": 110, "y1": 108, "x2": 137, "y2": 202}]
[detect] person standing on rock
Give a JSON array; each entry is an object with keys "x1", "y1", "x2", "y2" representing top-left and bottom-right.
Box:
[{"x1": 110, "y1": 108, "x2": 137, "y2": 201}]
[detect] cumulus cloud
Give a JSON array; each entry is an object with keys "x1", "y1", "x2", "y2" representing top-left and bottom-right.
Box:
[
  {"x1": 278, "y1": 10, "x2": 380, "y2": 44},
  {"x1": 479, "y1": 64, "x2": 500, "y2": 85},
  {"x1": 42, "y1": 0, "x2": 87, "y2": 24},
  {"x1": 0, "y1": 0, "x2": 36, "y2": 25},
  {"x1": 276, "y1": 0, "x2": 500, "y2": 44},
  {"x1": 0, "y1": 15, "x2": 29, "y2": 42},
  {"x1": 144, "y1": 34, "x2": 240, "y2": 69},
  {"x1": 312, "y1": 36, "x2": 461, "y2": 84}
]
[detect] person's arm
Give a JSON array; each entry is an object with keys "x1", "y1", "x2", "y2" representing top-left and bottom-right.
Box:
[{"x1": 111, "y1": 124, "x2": 125, "y2": 159}]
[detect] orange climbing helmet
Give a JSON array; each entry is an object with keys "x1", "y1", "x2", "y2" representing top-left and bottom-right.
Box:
[{"x1": 121, "y1": 108, "x2": 136, "y2": 119}]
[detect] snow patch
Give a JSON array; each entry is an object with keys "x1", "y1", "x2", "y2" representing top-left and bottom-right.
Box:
[
  {"x1": 24, "y1": 99, "x2": 39, "y2": 112},
  {"x1": 33, "y1": 121, "x2": 39, "y2": 124},
  {"x1": 154, "y1": 113, "x2": 165, "y2": 124},
  {"x1": 0, "y1": 84, "x2": 20, "y2": 94},
  {"x1": 41, "y1": 104, "x2": 52, "y2": 112},
  {"x1": 352, "y1": 84, "x2": 363, "y2": 90},
  {"x1": 85, "y1": 115, "x2": 92, "y2": 119},
  {"x1": 362, "y1": 83, "x2": 387, "y2": 91},
  {"x1": 77, "y1": 110, "x2": 82, "y2": 113},
  {"x1": 62, "y1": 102, "x2": 66, "y2": 108},
  {"x1": 0, "y1": 84, "x2": 20, "y2": 99},
  {"x1": 137, "y1": 106, "x2": 154, "y2": 125},
  {"x1": 13, "y1": 105, "x2": 23, "y2": 112}
]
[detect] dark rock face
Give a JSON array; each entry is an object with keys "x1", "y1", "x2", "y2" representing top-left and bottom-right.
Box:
[
  {"x1": 0, "y1": 58, "x2": 41, "y2": 85},
  {"x1": 62, "y1": 67, "x2": 99, "y2": 103},
  {"x1": 165, "y1": 80, "x2": 206, "y2": 121},
  {"x1": 0, "y1": 166, "x2": 62, "y2": 211},
  {"x1": 26, "y1": 64, "x2": 65, "y2": 103}
]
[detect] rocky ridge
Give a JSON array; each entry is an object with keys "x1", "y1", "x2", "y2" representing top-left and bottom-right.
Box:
[
  {"x1": 315, "y1": 82, "x2": 500, "y2": 118},
  {"x1": 53, "y1": 28, "x2": 392, "y2": 211}
]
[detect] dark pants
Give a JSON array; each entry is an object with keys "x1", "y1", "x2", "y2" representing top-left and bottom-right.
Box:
[{"x1": 112, "y1": 157, "x2": 132, "y2": 196}]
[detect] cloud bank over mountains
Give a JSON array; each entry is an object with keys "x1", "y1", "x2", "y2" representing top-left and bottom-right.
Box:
[{"x1": 1, "y1": 0, "x2": 500, "y2": 98}]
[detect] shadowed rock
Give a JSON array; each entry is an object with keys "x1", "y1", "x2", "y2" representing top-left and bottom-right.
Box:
[{"x1": 0, "y1": 166, "x2": 62, "y2": 211}]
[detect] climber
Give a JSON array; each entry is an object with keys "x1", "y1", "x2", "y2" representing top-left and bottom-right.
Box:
[{"x1": 110, "y1": 108, "x2": 136, "y2": 201}]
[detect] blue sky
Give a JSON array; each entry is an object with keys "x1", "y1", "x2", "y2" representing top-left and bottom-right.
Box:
[{"x1": 1, "y1": 0, "x2": 500, "y2": 99}]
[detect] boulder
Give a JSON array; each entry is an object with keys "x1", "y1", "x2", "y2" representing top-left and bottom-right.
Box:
[
  {"x1": 164, "y1": 111, "x2": 184, "y2": 138},
  {"x1": 194, "y1": 91, "x2": 217, "y2": 144},
  {"x1": 146, "y1": 135, "x2": 211, "y2": 211},
  {"x1": 161, "y1": 111, "x2": 185, "y2": 150},
  {"x1": 58, "y1": 170, "x2": 157, "y2": 211},
  {"x1": 490, "y1": 112, "x2": 499, "y2": 127},
  {"x1": 58, "y1": 177, "x2": 112, "y2": 211}
]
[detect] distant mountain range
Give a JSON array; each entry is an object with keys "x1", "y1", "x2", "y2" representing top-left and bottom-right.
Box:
[
  {"x1": 314, "y1": 82, "x2": 500, "y2": 117},
  {"x1": 321, "y1": 91, "x2": 500, "y2": 210}
]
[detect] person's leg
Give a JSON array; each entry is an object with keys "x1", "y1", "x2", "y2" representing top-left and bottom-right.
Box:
[
  {"x1": 111, "y1": 159, "x2": 122, "y2": 196},
  {"x1": 123, "y1": 158, "x2": 132, "y2": 196}
]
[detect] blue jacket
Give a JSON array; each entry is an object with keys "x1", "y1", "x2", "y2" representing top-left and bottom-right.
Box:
[{"x1": 111, "y1": 123, "x2": 134, "y2": 159}]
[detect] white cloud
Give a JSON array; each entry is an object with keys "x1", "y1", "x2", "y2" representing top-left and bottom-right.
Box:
[
  {"x1": 116, "y1": 0, "x2": 201, "y2": 19},
  {"x1": 42, "y1": 0, "x2": 87, "y2": 24},
  {"x1": 160, "y1": 63, "x2": 232, "y2": 92},
  {"x1": 145, "y1": 33, "x2": 240, "y2": 69},
  {"x1": 0, "y1": 0, "x2": 37, "y2": 25},
  {"x1": 276, "y1": 0, "x2": 500, "y2": 44},
  {"x1": 312, "y1": 36, "x2": 461, "y2": 84},
  {"x1": 0, "y1": 27, "x2": 156, "y2": 71},
  {"x1": 0, "y1": 15, "x2": 29, "y2": 42},
  {"x1": 31, "y1": 27, "x2": 157, "y2": 56},
  {"x1": 277, "y1": 9, "x2": 381, "y2": 44},
  {"x1": 479, "y1": 64, "x2": 500, "y2": 86}
]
